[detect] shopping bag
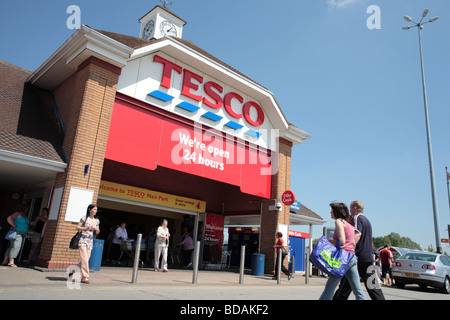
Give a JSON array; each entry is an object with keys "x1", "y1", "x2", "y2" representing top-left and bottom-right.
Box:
[
  {"x1": 5, "y1": 228, "x2": 17, "y2": 241},
  {"x1": 309, "y1": 236, "x2": 354, "y2": 278},
  {"x1": 69, "y1": 232, "x2": 82, "y2": 249}
]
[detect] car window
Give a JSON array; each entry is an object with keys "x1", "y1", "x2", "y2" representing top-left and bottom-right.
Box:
[
  {"x1": 399, "y1": 253, "x2": 437, "y2": 262},
  {"x1": 440, "y1": 256, "x2": 450, "y2": 266}
]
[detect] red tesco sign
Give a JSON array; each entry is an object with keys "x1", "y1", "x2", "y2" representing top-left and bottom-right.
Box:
[
  {"x1": 153, "y1": 55, "x2": 265, "y2": 127},
  {"x1": 281, "y1": 190, "x2": 296, "y2": 206}
]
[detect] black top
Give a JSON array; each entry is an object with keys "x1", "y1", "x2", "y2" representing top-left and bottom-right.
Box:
[
  {"x1": 34, "y1": 218, "x2": 46, "y2": 234},
  {"x1": 354, "y1": 214, "x2": 373, "y2": 263}
]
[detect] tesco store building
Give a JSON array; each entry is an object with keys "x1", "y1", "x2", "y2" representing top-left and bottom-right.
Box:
[{"x1": 0, "y1": 6, "x2": 311, "y2": 272}]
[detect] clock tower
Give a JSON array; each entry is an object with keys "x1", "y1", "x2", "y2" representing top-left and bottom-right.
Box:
[{"x1": 139, "y1": 5, "x2": 186, "y2": 40}]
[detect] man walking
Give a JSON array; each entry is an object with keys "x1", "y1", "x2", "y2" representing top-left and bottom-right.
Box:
[
  {"x1": 333, "y1": 200, "x2": 385, "y2": 300},
  {"x1": 380, "y1": 244, "x2": 394, "y2": 286}
]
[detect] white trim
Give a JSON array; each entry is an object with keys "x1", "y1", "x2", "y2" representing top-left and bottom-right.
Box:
[
  {"x1": 0, "y1": 149, "x2": 67, "y2": 172},
  {"x1": 289, "y1": 213, "x2": 326, "y2": 226},
  {"x1": 98, "y1": 194, "x2": 199, "y2": 216},
  {"x1": 281, "y1": 124, "x2": 312, "y2": 145},
  {"x1": 27, "y1": 25, "x2": 134, "y2": 90}
]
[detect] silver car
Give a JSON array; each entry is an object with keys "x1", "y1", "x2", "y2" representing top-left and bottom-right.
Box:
[{"x1": 391, "y1": 252, "x2": 450, "y2": 294}]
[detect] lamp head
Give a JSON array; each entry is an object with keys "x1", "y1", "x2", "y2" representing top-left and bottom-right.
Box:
[
  {"x1": 429, "y1": 16, "x2": 439, "y2": 23},
  {"x1": 422, "y1": 9, "x2": 429, "y2": 18},
  {"x1": 404, "y1": 15, "x2": 412, "y2": 22}
]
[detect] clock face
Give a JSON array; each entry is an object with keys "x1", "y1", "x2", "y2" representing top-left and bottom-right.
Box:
[
  {"x1": 143, "y1": 20, "x2": 155, "y2": 39},
  {"x1": 160, "y1": 20, "x2": 177, "y2": 37}
]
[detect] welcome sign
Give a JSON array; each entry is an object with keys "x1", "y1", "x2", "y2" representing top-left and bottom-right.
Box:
[{"x1": 99, "y1": 180, "x2": 206, "y2": 213}]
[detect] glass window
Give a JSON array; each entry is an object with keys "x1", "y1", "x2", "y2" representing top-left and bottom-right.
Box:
[
  {"x1": 399, "y1": 253, "x2": 437, "y2": 262},
  {"x1": 439, "y1": 256, "x2": 450, "y2": 266}
]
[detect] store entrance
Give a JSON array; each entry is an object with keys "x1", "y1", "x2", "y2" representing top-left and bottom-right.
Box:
[{"x1": 97, "y1": 199, "x2": 197, "y2": 269}]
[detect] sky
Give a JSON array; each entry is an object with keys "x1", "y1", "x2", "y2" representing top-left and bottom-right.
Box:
[{"x1": 1, "y1": 0, "x2": 449, "y2": 251}]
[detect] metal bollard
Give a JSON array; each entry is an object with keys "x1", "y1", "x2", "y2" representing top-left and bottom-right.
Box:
[
  {"x1": 192, "y1": 241, "x2": 200, "y2": 284},
  {"x1": 131, "y1": 233, "x2": 142, "y2": 284},
  {"x1": 277, "y1": 250, "x2": 282, "y2": 285},
  {"x1": 239, "y1": 245, "x2": 245, "y2": 284},
  {"x1": 305, "y1": 250, "x2": 310, "y2": 284},
  {"x1": 291, "y1": 252, "x2": 295, "y2": 279}
]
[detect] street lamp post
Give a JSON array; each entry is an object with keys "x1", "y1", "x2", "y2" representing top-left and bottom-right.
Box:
[{"x1": 402, "y1": 9, "x2": 442, "y2": 253}]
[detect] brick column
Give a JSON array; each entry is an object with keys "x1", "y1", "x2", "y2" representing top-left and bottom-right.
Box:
[
  {"x1": 260, "y1": 138, "x2": 292, "y2": 274},
  {"x1": 37, "y1": 57, "x2": 121, "y2": 269}
]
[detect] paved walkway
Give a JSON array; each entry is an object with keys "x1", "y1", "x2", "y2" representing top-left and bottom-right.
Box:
[
  {"x1": 1, "y1": 265, "x2": 449, "y2": 301},
  {"x1": 0, "y1": 265, "x2": 328, "y2": 300}
]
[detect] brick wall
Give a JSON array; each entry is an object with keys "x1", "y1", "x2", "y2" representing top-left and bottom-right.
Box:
[
  {"x1": 260, "y1": 138, "x2": 292, "y2": 274},
  {"x1": 36, "y1": 57, "x2": 121, "y2": 269}
]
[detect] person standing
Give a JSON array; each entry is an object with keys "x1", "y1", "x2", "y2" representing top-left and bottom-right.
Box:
[
  {"x1": 179, "y1": 230, "x2": 194, "y2": 268},
  {"x1": 2, "y1": 204, "x2": 29, "y2": 267},
  {"x1": 272, "y1": 232, "x2": 291, "y2": 281},
  {"x1": 380, "y1": 244, "x2": 394, "y2": 286},
  {"x1": 75, "y1": 204, "x2": 100, "y2": 284},
  {"x1": 27, "y1": 207, "x2": 48, "y2": 264},
  {"x1": 319, "y1": 203, "x2": 366, "y2": 300},
  {"x1": 154, "y1": 219, "x2": 170, "y2": 272},
  {"x1": 111, "y1": 221, "x2": 128, "y2": 266},
  {"x1": 333, "y1": 200, "x2": 385, "y2": 300}
]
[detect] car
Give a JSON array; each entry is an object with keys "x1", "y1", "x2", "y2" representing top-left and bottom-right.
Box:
[{"x1": 391, "y1": 251, "x2": 450, "y2": 294}]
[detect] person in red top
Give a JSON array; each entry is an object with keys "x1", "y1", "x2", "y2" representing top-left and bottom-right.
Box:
[
  {"x1": 380, "y1": 244, "x2": 394, "y2": 286},
  {"x1": 273, "y1": 232, "x2": 291, "y2": 281}
]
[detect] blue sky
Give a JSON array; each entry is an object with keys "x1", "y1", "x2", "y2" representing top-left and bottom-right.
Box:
[{"x1": 1, "y1": 0, "x2": 449, "y2": 251}]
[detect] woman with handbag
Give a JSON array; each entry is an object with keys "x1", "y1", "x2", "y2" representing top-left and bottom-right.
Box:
[
  {"x1": 2, "y1": 204, "x2": 29, "y2": 267},
  {"x1": 74, "y1": 204, "x2": 100, "y2": 284},
  {"x1": 272, "y1": 232, "x2": 291, "y2": 281},
  {"x1": 319, "y1": 202, "x2": 366, "y2": 300}
]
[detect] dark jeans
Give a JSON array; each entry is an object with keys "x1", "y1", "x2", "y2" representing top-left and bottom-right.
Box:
[
  {"x1": 274, "y1": 252, "x2": 290, "y2": 279},
  {"x1": 184, "y1": 249, "x2": 193, "y2": 266},
  {"x1": 333, "y1": 261, "x2": 385, "y2": 300},
  {"x1": 381, "y1": 264, "x2": 392, "y2": 281},
  {"x1": 111, "y1": 243, "x2": 121, "y2": 261}
]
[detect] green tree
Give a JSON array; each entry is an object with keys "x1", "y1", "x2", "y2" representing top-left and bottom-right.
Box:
[{"x1": 372, "y1": 232, "x2": 422, "y2": 250}]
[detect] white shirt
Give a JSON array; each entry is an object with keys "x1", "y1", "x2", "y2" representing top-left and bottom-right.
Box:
[
  {"x1": 113, "y1": 227, "x2": 128, "y2": 244},
  {"x1": 155, "y1": 226, "x2": 170, "y2": 248}
]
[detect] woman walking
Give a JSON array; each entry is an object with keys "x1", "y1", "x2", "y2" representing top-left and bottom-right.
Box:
[
  {"x1": 319, "y1": 202, "x2": 366, "y2": 300},
  {"x1": 75, "y1": 204, "x2": 100, "y2": 284},
  {"x1": 272, "y1": 232, "x2": 291, "y2": 281}
]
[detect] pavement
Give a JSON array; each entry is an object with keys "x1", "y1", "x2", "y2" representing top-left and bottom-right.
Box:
[
  {"x1": 0, "y1": 264, "x2": 329, "y2": 300},
  {"x1": 1, "y1": 264, "x2": 450, "y2": 303}
]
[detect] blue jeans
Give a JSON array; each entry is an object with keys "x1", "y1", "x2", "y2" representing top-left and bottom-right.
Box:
[{"x1": 319, "y1": 255, "x2": 366, "y2": 300}]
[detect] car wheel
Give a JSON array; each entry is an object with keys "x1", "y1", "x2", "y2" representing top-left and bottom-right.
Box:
[
  {"x1": 441, "y1": 277, "x2": 450, "y2": 294},
  {"x1": 395, "y1": 280, "x2": 405, "y2": 289}
]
